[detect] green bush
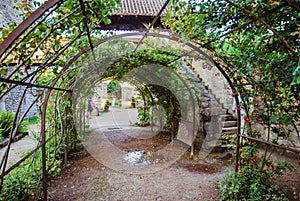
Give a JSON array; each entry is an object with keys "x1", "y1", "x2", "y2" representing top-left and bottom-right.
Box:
[
  {"x1": 0, "y1": 111, "x2": 15, "y2": 138},
  {"x1": 0, "y1": 146, "x2": 63, "y2": 200},
  {"x1": 219, "y1": 145, "x2": 293, "y2": 200},
  {"x1": 0, "y1": 162, "x2": 42, "y2": 201},
  {"x1": 0, "y1": 111, "x2": 27, "y2": 140},
  {"x1": 135, "y1": 106, "x2": 150, "y2": 126},
  {"x1": 220, "y1": 169, "x2": 289, "y2": 201}
]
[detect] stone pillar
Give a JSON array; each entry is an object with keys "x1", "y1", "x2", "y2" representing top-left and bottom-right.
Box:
[
  {"x1": 121, "y1": 82, "x2": 135, "y2": 108},
  {"x1": 94, "y1": 81, "x2": 109, "y2": 111}
]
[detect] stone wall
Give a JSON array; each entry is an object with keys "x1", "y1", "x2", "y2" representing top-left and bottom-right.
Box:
[
  {"x1": 177, "y1": 65, "x2": 224, "y2": 150},
  {"x1": 4, "y1": 86, "x2": 37, "y2": 118},
  {"x1": 1, "y1": 66, "x2": 38, "y2": 119},
  {"x1": 0, "y1": 1, "x2": 37, "y2": 118},
  {"x1": 93, "y1": 81, "x2": 137, "y2": 110},
  {"x1": 192, "y1": 60, "x2": 233, "y2": 113},
  {"x1": 93, "y1": 81, "x2": 108, "y2": 111}
]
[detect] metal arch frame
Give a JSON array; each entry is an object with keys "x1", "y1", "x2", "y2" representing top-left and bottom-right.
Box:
[
  {"x1": 0, "y1": 0, "x2": 242, "y2": 195},
  {"x1": 41, "y1": 30, "x2": 242, "y2": 171},
  {"x1": 52, "y1": 31, "x2": 242, "y2": 171},
  {"x1": 0, "y1": 0, "x2": 63, "y2": 58},
  {"x1": 2, "y1": 0, "x2": 298, "y2": 199}
]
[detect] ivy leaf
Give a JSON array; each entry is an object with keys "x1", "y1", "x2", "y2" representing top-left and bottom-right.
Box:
[
  {"x1": 270, "y1": 115, "x2": 278, "y2": 123},
  {"x1": 279, "y1": 115, "x2": 292, "y2": 126},
  {"x1": 166, "y1": 10, "x2": 171, "y2": 19},
  {"x1": 102, "y1": 18, "x2": 111, "y2": 25}
]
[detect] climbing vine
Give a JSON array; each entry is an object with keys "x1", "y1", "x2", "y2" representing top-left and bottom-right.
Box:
[
  {"x1": 164, "y1": 0, "x2": 300, "y2": 199},
  {"x1": 0, "y1": 0, "x2": 299, "y2": 199},
  {"x1": 164, "y1": 0, "x2": 299, "y2": 137},
  {"x1": 0, "y1": 0, "x2": 121, "y2": 199}
]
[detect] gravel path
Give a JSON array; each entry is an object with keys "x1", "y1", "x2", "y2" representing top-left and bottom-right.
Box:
[
  {"x1": 0, "y1": 124, "x2": 39, "y2": 168},
  {"x1": 46, "y1": 108, "x2": 231, "y2": 200},
  {"x1": 48, "y1": 151, "x2": 227, "y2": 201}
]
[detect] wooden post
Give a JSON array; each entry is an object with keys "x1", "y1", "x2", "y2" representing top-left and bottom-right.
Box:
[{"x1": 234, "y1": 95, "x2": 241, "y2": 173}]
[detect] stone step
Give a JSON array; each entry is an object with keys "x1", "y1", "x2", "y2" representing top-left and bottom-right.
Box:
[
  {"x1": 220, "y1": 108, "x2": 228, "y2": 114},
  {"x1": 222, "y1": 121, "x2": 237, "y2": 128},
  {"x1": 222, "y1": 127, "x2": 238, "y2": 134},
  {"x1": 205, "y1": 139, "x2": 222, "y2": 146},
  {"x1": 221, "y1": 114, "x2": 236, "y2": 121},
  {"x1": 205, "y1": 107, "x2": 224, "y2": 115}
]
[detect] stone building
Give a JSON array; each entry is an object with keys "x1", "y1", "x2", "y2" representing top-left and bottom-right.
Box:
[
  {"x1": 93, "y1": 80, "x2": 137, "y2": 112},
  {"x1": 0, "y1": 0, "x2": 37, "y2": 118}
]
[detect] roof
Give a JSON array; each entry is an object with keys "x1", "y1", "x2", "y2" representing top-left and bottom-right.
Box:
[{"x1": 114, "y1": 0, "x2": 167, "y2": 16}]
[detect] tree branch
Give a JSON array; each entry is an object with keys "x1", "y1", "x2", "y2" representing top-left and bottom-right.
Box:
[
  {"x1": 225, "y1": 0, "x2": 298, "y2": 59},
  {"x1": 220, "y1": 3, "x2": 286, "y2": 38}
]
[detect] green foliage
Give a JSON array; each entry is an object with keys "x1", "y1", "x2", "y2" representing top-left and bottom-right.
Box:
[
  {"x1": 1, "y1": 0, "x2": 298, "y2": 199},
  {"x1": 0, "y1": 111, "x2": 27, "y2": 140},
  {"x1": 164, "y1": 0, "x2": 300, "y2": 138},
  {"x1": 0, "y1": 144, "x2": 64, "y2": 201},
  {"x1": 101, "y1": 48, "x2": 180, "y2": 80},
  {"x1": 100, "y1": 46, "x2": 184, "y2": 133},
  {"x1": 0, "y1": 0, "x2": 122, "y2": 198},
  {"x1": 135, "y1": 106, "x2": 150, "y2": 126},
  {"x1": 0, "y1": 154, "x2": 43, "y2": 201},
  {"x1": 36, "y1": 69, "x2": 56, "y2": 86},
  {"x1": 0, "y1": 111, "x2": 15, "y2": 138},
  {"x1": 147, "y1": 85, "x2": 181, "y2": 132},
  {"x1": 24, "y1": 116, "x2": 40, "y2": 125},
  {"x1": 1, "y1": 85, "x2": 77, "y2": 200},
  {"x1": 107, "y1": 80, "x2": 121, "y2": 94},
  {"x1": 220, "y1": 169, "x2": 289, "y2": 201},
  {"x1": 0, "y1": 0, "x2": 121, "y2": 94},
  {"x1": 219, "y1": 145, "x2": 294, "y2": 200}
]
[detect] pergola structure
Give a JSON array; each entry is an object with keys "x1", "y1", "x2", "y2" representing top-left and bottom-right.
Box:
[
  {"x1": 0, "y1": 0, "x2": 299, "y2": 200},
  {"x1": 101, "y1": 0, "x2": 167, "y2": 30}
]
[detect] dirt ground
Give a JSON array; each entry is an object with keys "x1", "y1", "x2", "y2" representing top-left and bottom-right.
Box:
[
  {"x1": 47, "y1": 128, "x2": 233, "y2": 201},
  {"x1": 45, "y1": 127, "x2": 300, "y2": 201}
]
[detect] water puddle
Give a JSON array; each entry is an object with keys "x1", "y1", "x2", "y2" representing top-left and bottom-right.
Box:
[
  {"x1": 124, "y1": 151, "x2": 167, "y2": 165},
  {"x1": 124, "y1": 151, "x2": 151, "y2": 165}
]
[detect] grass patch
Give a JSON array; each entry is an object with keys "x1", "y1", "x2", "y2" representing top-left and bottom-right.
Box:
[{"x1": 26, "y1": 116, "x2": 40, "y2": 125}]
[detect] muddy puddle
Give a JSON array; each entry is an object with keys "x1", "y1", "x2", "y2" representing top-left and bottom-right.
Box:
[{"x1": 124, "y1": 150, "x2": 167, "y2": 165}]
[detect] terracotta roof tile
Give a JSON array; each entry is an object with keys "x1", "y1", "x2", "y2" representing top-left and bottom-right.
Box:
[{"x1": 114, "y1": 0, "x2": 168, "y2": 16}]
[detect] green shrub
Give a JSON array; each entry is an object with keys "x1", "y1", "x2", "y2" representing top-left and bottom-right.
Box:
[
  {"x1": 0, "y1": 111, "x2": 28, "y2": 140},
  {"x1": 219, "y1": 145, "x2": 293, "y2": 200},
  {"x1": 0, "y1": 111, "x2": 15, "y2": 138},
  {"x1": 25, "y1": 116, "x2": 40, "y2": 125},
  {"x1": 220, "y1": 169, "x2": 289, "y2": 201},
  {"x1": 0, "y1": 162, "x2": 42, "y2": 201},
  {"x1": 135, "y1": 106, "x2": 150, "y2": 126},
  {"x1": 0, "y1": 146, "x2": 63, "y2": 201}
]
